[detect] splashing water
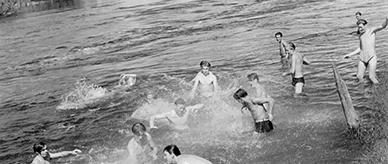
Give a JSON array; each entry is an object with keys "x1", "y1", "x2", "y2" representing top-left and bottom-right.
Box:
[{"x1": 57, "y1": 78, "x2": 110, "y2": 110}]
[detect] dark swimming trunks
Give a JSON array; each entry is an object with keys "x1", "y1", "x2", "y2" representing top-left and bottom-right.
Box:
[
  {"x1": 292, "y1": 77, "x2": 305, "y2": 86},
  {"x1": 361, "y1": 55, "x2": 375, "y2": 68},
  {"x1": 255, "y1": 120, "x2": 274, "y2": 133}
]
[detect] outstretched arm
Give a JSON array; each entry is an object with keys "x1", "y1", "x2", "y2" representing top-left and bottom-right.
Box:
[
  {"x1": 49, "y1": 149, "x2": 81, "y2": 159},
  {"x1": 303, "y1": 57, "x2": 311, "y2": 65},
  {"x1": 344, "y1": 47, "x2": 361, "y2": 59},
  {"x1": 373, "y1": 17, "x2": 388, "y2": 33}
]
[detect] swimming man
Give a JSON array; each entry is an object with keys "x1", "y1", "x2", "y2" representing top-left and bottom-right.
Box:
[
  {"x1": 282, "y1": 42, "x2": 311, "y2": 96},
  {"x1": 31, "y1": 142, "x2": 81, "y2": 164},
  {"x1": 163, "y1": 144, "x2": 212, "y2": 164},
  {"x1": 275, "y1": 32, "x2": 291, "y2": 68},
  {"x1": 150, "y1": 98, "x2": 203, "y2": 130},
  {"x1": 344, "y1": 18, "x2": 388, "y2": 84},
  {"x1": 190, "y1": 60, "x2": 219, "y2": 99},
  {"x1": 233, "y1": 88, "x2": 274, "y2": 133},
  {"x1": 127, "y1": 122, "x2": 157, "y2": 164}
]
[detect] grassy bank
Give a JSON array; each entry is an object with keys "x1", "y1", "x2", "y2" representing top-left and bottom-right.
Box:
[{"x1": 345, "y1": 64, "x2": 388, "y2": 163}]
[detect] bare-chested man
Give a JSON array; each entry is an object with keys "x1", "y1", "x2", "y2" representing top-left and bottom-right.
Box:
[
  {"x1": 247, "y1": 73, "x2": 272, "y2": 110},
  {"x1": 190, "y1": 61, "x2": 219, "y2": 98},
  {"x1": 149, "y1": 98, "x2": 203, "y2": 130},
  {"x1": 31, "y1": 142, "x2": 81, "y2": 164},
  {"x1": 233, "y1": 88, "x2": 274, "y2": 133},
  {"x1": 282, "y1": 42, "x2": 311, "y2": 96},
  {"x1": 344, "y1": 18, "x2": 388, "y2": 84},
  {"x1": 275, "y1": 32, "x2": 291, "y2": 68}
]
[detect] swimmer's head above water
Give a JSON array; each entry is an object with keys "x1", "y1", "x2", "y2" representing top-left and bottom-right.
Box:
[
  {"x1": 357, "y1": 19, "x2": 368, "y2": 34},
  {"x1": 33, "y1": 142, "x2": 49, "y2": 159},
  {"x1": 132, "y1": 122, "x2": 147, "y2": 136},
  {"x1": 200, "y1": 60, "x2": 211, "y2": 76},
  {"x1": 288, "y1": 42, "x2": 296, "y2": 50},
  {"x1": 355, "y1": 11, "x2": 362, "y2": 20},
  {"x1": 163, "y1": 144, "x2": 181, "y2": 164},
  {"x1": 174, "y1": 98, "x2": 186, "y2": 112},
  {"x1": 275, "y1": 32, "x2": 283, "y2": 42}
]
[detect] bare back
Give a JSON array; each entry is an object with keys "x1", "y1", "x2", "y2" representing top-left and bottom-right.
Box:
[{"x1": 244, "y1": 98, "x2": 267, "y2": 121}]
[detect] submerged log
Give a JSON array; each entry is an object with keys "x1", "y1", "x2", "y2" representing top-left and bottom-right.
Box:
[{"x1": 332, "y1": 63, "x2": 359, "y2": 129}]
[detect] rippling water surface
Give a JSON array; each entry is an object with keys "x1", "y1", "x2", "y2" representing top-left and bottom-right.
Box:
[{"x1": 1, "y1": 0, "x2": 388, "y2": 163}]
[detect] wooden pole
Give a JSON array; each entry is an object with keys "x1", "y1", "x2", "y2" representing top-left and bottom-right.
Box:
[{"x1": 332, "y1": 63, "x2": 359, "y2": 129}]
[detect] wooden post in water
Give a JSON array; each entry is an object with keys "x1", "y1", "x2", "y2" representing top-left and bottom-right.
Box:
[{"x1": 332, "y1": 63, "x2": 359, "y2": 129}]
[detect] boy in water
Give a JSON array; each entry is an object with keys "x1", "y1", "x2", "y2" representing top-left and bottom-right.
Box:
[
  {"x1": 163, "y1": 144, "x2": 212, "y2": 164},
  {"x1": 282, "y1": 42, "x2": 311, "y2": 96},
  {"x1": 31, "y1": 142, "x2": 81, "y2": 164},
  {"x1": 344, "y1": 18, "x2": 388, "y2": 84},
  {"x1": 247, "y1": 73, "x2": 272, "y2": 109},
  {"x1": 275, "y1": 32, "x2": 291, "y2": 68},
  {"x1": 355, "y1": 11, "x2": 362, "y2": 21},
  {"x1": 233, "y1": 88, "x2": 274, "y2": 133},
  {"x1": 127, "y1": 122, "x2": 158, "y2": 164},
  {"x1": 190, "y1": 60, "x2": 219, "y2": 99},
  {"x1": 150, "y1": 98, "x2": 204, "y2": 130}
]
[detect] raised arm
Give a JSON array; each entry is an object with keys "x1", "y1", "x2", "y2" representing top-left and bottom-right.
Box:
[
  {"x1": 373, "y1": 17, "x2": 388, "y2": 33},
  {"x1": 344, "y1": 47, "x2": 361, "y2": 59},
  {"x1": 49, "y1": 149, "x2": 81, "y2": 159}
]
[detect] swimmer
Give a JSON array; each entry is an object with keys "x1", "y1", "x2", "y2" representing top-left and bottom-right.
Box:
[
  {"x1": 247, "y1": 73, "x2": 273, "y2": 110},
  {"x1": 150, "y1": 98, "x2": 204, "y2": 130},
  {"x1": 275, "y1": 32, "x2": 291, "y2": 68},
  {"x1": 190, "y1": 60, "x2": 219, "y2": 99},
  {"x1": 233, "y1": 88, "x2": 274, "y2": 133},
  {"x1": 282, "y1": 42, "x2": 311, "y2": 96},
  {"x1": 344, "y1": 18, "x2": 388, "y2": 84},
  {"x1": 163, "y1": 144, "x2": 212, "y2": 164},
  {"x1": 355, "y1": 11, "x2": 362, "y2": 21},
  {"x1": 118, "y1": 74, "x2": 136, "y2": 87},
  {"x1": 31, "y1": 142, "x2": 81, "y2": 164},
  {"x1": 127, "y1": 122, "x2": 157, "y2": 164}
]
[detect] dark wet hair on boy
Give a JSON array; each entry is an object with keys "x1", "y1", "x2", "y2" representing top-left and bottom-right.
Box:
[
  {"x1": 356, "y1": 19, "x2": 368, "y2": 25},
  {"x1": 132, "y1": 122, "x2": 146, "y2": 136},
  {"x1": 199, "y1": 60, "x2": 211, "y2": 67},
  {"x1": 288, "y1": 42, "x2": 296, "y2": 50},
  {"x1": 247, "y1": 73, "x2": 259, "y2": 81},
  {"x1": 274, "y1": 32, "x2": 283, "y2": 37},
  {"x1": 163, "y1": 144, "x2": 181, "y2": 156},
  {"x1": 33, "y1": 142, "x2": 46, "y2": 154},
  {"x1": 355, "y1": 11, "x2": 362, "y2": 16},
  {"x1": 233, "y1": 88, "x2": 248, "y2": 100}
]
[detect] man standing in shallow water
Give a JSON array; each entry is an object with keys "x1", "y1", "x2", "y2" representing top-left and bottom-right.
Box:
[
  {"x1": 344, "y1": 18, "x2": 388, "y2": 84},
  {"x1": 190, "y1": 60, "x2": 219, "y2": 99},
  {"x1": 275, "y1": 32, "x2": 291, "y2": 68}
]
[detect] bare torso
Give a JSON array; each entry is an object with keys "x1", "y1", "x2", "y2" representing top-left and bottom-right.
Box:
[
  {"x1": 244, "y1": 98, "x2": 267, "y2": 121},
  {"x1": 195, "y1": 72, "x2": 217, "y2": 97},
  {"x1": 291, "y1": 51, "x2": 304, "y2": 78},
  {"x1": 279, "y1": 40, "x2": 288, "y2": 58},
  {"x1": 359, "y1": 28, "x2": 376, "y2": 62}
]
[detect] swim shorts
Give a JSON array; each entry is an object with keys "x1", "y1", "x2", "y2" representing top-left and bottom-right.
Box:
[
  {"x1": 292, "y1": 77, "x2": 305, "y2": 86},
  {"x1": 255, "y1": 120, "x2": 274, "y2": 133}
]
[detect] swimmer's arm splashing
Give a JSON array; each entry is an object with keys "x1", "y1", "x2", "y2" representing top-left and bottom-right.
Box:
[{"x1": 372, "y1": 17, "x2": 388, "y2": 33}]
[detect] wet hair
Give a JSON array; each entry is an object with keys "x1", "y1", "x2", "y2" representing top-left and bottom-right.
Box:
[
  {"x1": 355, "y1": 11, "x2": 362, "y2": 16},
  {"x1": 288, "y1": 42, "x2": 296, "y2": 50},
  {"x1": 247, "y1": 73, "x2": 259, "y2": 81},
  {"x1": 356, "y1": 19, "x2": 367, "y2": 25},
  {"x1": 200, "y1": 60, "x2": 211, "y2": 67},
  {"x1": 233, "y1": 88, "x2": 248, "y2": 100},
  {"x1": 274, "y1": 32, "x2": 283, "y2": 37},
  {"x1": 174, "y1": 98, "x2": 186, "y2": 105},
  {"x1": 33, "y1": 142, "x2": 46, "y2": 154},
  {"x1": 163, "y1": 144, "x2": 181, "y2": 156},
  {"x1": 132, "y1": 122, "x2": 146, "y2": 136}
]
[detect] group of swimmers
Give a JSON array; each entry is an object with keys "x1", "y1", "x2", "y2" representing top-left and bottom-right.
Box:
[{"x1": 31, "y1": 12, "x2": 388, "y2": 164}]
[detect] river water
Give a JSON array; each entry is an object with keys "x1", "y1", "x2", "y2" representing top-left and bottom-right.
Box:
[{"x1": 1, "y1": 0, "x2": 388, "y2": 163}]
